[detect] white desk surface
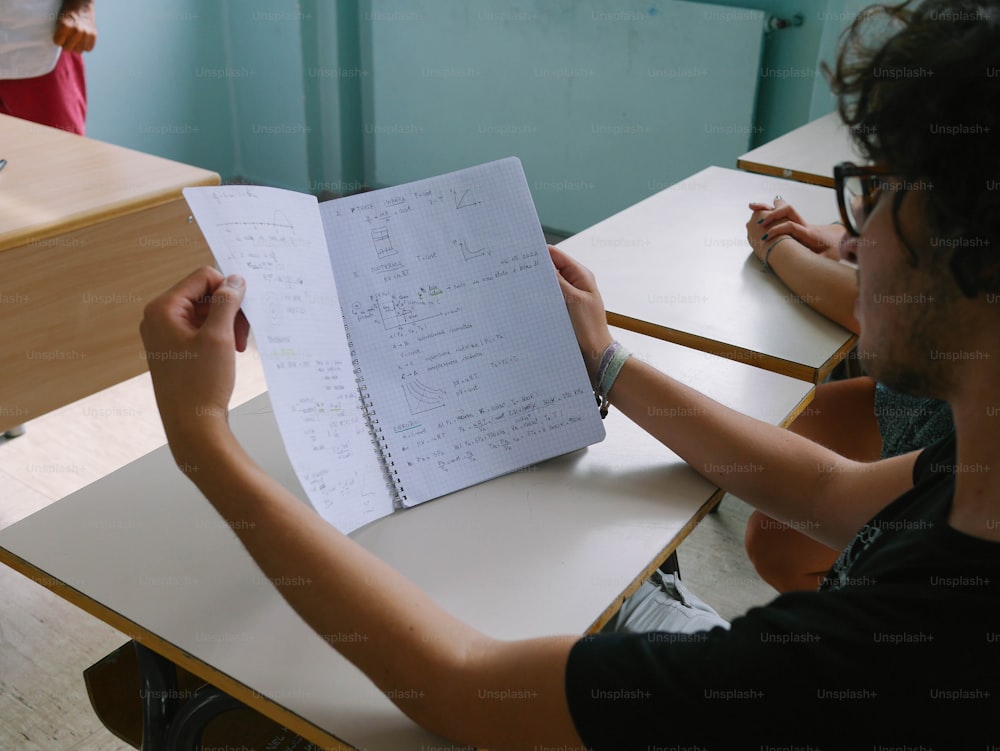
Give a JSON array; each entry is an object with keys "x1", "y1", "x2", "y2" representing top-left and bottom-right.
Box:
[
  {"x1": 558, "y1": 166, "x2": 856, "y2": 383},
  {"x1": 737, "y1": 112, "x2": 864, "y2": 188},
  {"x1": 0, "y1": 328, "x2": 812, "y2": 751}
]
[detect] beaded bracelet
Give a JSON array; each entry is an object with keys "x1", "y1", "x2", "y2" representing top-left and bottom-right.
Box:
[
  {"x1": 760, "y1": 235, "x2": 791, "y2": 273},
  {"x1": 593, "y1": 341, "x2": 632, "y2": 419}
]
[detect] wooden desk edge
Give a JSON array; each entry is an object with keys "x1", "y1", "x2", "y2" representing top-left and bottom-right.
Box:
[
  {"x1": 818, "y1": 337, "x2": 862, "y2": 383},
  {"x1": 586, "y1": 487, "x2": 725, "y2": 632},
  {"x1": 0, "y1": 172, "x2": 220, "y2": 252},
  {"x1": 735, "y1": 159, "x2": 836, "y2": 189},
  {"x1": 607, "y1": 311, "x2": 850, "y2": 384},
  {"x1": 0, "y1": 545, "x2": 352, "y2": 751}
]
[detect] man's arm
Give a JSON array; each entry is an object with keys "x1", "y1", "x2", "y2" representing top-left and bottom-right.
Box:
[
  {"x1": 140, "y1": 268, "x2": 584, "y2": 751},
  {"x1": 550, "y1": 245, "x2": 915, "y2": 551},
  {"x1": 54, "y1": 0, "x2": 96, "y2": 53}
]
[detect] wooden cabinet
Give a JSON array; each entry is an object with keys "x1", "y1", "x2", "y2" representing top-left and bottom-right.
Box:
[{"x1": 0, "y1": 114, "x2": 219, "y2": 431}]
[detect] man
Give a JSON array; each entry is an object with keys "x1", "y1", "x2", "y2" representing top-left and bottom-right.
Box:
[
  {"x1": 0, "y1": 0, "x2": 96, "y2": 134},
  {"x1": 139, "y1": 1, "x2": 999, "y2": 747}
]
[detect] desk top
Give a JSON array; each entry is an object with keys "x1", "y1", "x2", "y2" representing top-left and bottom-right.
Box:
[
  {"x1": 737, "y1": 112, "x2": 863, "y2": 188},
  {"x1": 0, "y1": 113, "x2": 218, "y2": 251},
  {"x1": 0, "y1": 327, "x2": 812, "y2": 750},
  {"x1": 558, "y1": 166, "x2": 856, "y2": 383}
]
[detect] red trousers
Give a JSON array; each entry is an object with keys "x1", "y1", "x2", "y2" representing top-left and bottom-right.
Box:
[{"x1": 0, "y1": 50, "x2": 86, "y2": 135}]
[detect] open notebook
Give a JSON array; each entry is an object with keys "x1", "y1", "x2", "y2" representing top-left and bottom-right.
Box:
[{"x1": 184, "y1": 158, "x2": 605, "y2": 533}]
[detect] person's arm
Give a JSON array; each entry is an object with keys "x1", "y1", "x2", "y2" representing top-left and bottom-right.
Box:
[
  {"x1": 752, "y1": 236, "x2": 860, "y2": 334},
  {"x1": 550, "y1": 246, "x2": 914, "y2": 550},
  {"x1": 747, "y1": 200, "x2": 860, "y2": 334},
  {"x1": 139, "y1": 267, "x2": 583, "y2": 751},
  {"x1": 54, "y1": 0, "x2": 96, "y2": 53}
]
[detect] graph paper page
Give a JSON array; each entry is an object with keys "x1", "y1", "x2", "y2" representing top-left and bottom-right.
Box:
[
  {"x1": 319, "y1": 158, "x2": 605, "y2": 507},
  {"x1": 184, "y1": 185, "x2": 393, "y2": 532}
]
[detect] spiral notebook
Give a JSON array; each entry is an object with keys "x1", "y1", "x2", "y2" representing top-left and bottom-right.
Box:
[{"x1": 184, "y1": 158, "x2": 605, "y2": 533}]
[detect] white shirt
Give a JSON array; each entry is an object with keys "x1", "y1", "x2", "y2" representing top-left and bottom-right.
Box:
[{"x1": 0, "y1": 0, "x2": 62, "y2": 79}]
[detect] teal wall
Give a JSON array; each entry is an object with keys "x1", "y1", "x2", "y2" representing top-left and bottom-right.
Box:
[
  {"x1": 689, "y1": 0, "x2": 834, "y2": 143},
  {"x1": 86, "y1": 2, "x2": 231, "y2": 174},
  {"x1": 85, "y1": 0, "x2": 856, "y2": 220},
  {"x1": 223, "y1": 1, "x2": 312, "y2": 190},
  {"x1": 361, "y1": 0, "x2": 769, "y2": 233},
  {"x1": 808, "y1": 0, "x2": 877, "y2": 119}
]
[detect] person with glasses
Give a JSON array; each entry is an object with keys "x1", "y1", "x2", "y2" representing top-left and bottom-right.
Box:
[
  {"x1": 741, "y1": 175, "x2": 954, "y2": 592},
  {"x1": 137, "y1": 0, "x2": 998, "y2": 747}
]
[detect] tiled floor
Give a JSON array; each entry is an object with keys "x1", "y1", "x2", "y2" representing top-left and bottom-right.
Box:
[
  {"x1": 0, "y1": 337, "x2": 777, "y2": 749},
  {"x1": 0, "y1": 343, "x2": 269, "y2": 750}
]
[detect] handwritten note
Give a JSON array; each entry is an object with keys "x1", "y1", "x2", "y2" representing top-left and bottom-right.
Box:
[
  {"x1": 319, "y1": 158, "x2": 604, "y2": 506},
  {"x1": 184, "y1": 159, "x2": 604, "y2": 526},
  {"x1": 184, "y1": 186, "x2": 392, "y2": 532}
]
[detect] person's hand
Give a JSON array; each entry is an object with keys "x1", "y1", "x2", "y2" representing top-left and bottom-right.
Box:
[
  {"x1": 747, "y1": 198, "x2": 847, "y2": 261},
  {"x1": 53, "y1": 0, "x2": 97, "y2": 53},
  {"x1": 139, "y1": 267, "x2": 250, "y2": 451},
  {"x1": 548, "y1": 245, "x2": 613, "y2": 380}
]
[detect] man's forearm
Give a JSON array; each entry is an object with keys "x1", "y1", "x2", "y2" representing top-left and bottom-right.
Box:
[
  {"x1": 174, "y1": 429, "x2": 489, "y2": 719},
  {"x1": 606, "y1": 356, "x2": 903, "y2": 548},
  {"x1": 171, "y1": 429, "x2": 580, "y2": 749}
]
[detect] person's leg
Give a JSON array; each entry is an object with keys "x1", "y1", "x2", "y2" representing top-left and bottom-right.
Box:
[
  {"x1": 744, "y1": 514, "x2": 844, "y2": 592},
  {"x1": 744, "y1": 376, "x2": 880, "y2": 592},
  {"x1": 784, "y1": 376, "x2": 881, "y2": 457},
  {"x1": 0, "y1": 51, "x2": 86, "y2": 134}
]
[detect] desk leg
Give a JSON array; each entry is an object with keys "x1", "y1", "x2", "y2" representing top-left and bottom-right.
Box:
[
  {"x1": 134, "y1": 641, "x2": 249, "y2": 751},
  {"x1": 135, "y1": 643, "x2": 180, "y2": 751},
  {"x1": 163, "y1": 686, "x2": 246, "y2": 751},
  {"x1": 658, "y1": 550, "x2": 681, "y2": 577}
]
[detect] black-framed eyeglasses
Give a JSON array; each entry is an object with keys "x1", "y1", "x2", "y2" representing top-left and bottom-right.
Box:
[{"x1": 834, "y1": 162, "x2": 896, "y2": 237}]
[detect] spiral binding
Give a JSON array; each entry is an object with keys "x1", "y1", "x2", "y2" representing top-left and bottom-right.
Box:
[{"x1": 345, "y1": 321, "x2": 408, "y2": 508}]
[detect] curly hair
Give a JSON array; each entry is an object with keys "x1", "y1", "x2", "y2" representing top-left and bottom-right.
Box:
[{"x1": 826, "y1": 0, "x2": 1000, "y2": 297}]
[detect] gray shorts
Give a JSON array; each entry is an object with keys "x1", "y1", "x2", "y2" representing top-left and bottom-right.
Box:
[{"x1": 604, "y1": 571, "x2": 730, "y2": 634}]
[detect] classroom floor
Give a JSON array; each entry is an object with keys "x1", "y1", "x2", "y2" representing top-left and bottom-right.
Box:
[{"x1": 0, "y1": 336, "x2": 778, "y2": 750}]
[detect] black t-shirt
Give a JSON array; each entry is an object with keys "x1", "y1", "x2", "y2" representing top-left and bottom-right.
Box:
[{"x1": 566, "y1": 434, "x2": 1000, "y2": 750}]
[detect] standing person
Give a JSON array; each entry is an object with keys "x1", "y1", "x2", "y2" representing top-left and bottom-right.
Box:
[
  {"x1": 138, "y1": 1, "x2": 1000, "y2": 747},
  {"x1": 0, "y1": 0, "x2": 95, "y2": 438},
  {"x1": 0, "y1": 0, "x2": 96, "y2": 135}
]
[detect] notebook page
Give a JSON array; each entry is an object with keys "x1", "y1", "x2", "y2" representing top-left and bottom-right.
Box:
[
  {"x1": 184, "y1": 186, "x2": 394, "y2": 533},
  {"x1": 319, "y1": 158, "x2": 605, "y2": 506}
]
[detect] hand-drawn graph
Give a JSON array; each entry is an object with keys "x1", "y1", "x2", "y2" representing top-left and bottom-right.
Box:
[
  {"x1": 402, "y1": 378, "x2": 446, "y2": 414},
  {"x1": 451, "y1": 187, "x2": 482, "y2": 210},
  {"x1": 371, "y1": 225, "x2": 396, "y2": 258},
  {"x1": 454, "y1": 239, "x2": 487, "y2": 261},
  {"x1": 217, "y1": 210, "x2": 296, "y2": 249},
  {"x1": 377, "y1": 293, "x2": 443, "y2": 330}
]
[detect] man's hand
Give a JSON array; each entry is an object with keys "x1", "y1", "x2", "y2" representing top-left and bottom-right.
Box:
[
  {"x1": 747, "y1": 198, "x2": 846, "y2": 261},
  {"x1": 54, "y1": 0, "x2": 97, "y2": 53},
  {"x1": 548, "y1": 245, "x2": 613, "y2": 380},
  {"x1": 139, "y1": 267, "x2": 250, "y2": 451}
]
